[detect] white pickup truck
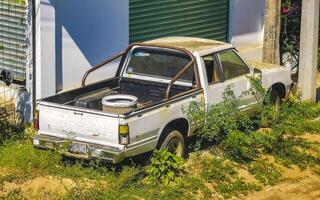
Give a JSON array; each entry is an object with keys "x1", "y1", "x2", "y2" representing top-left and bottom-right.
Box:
[{"x1": 33, "y1": 37, "x2": 292, "y2": 163}]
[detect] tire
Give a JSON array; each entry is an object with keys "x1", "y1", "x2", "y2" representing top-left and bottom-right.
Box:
[
  {"x1": 158, "y1": 129, "x2": 186, "y2": 158},
  {"x1": 271, "y1": 89, "x2": 281, "y2": 112}
]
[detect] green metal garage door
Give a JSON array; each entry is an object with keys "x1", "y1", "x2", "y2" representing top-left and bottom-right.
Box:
[
  {"x1": 129, "y1": 0, "x2": 229, "y2": 43},
  {"x1": 0, "y1": 1, "x2": 27, "y2": 82}
]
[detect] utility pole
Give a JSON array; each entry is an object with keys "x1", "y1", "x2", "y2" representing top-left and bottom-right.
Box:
[
  {"x1": 263, "y1": 0, "x2": 281, "y2": 64},
  {"x1": 298, "y1": 0, "x2": 319, "y2": 102}
]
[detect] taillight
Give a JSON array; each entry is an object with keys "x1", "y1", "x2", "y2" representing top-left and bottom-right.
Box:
[
  {"x1": 119, "y1": 124, "x2": 129, "y2": 145},
  {"x1": 33, "y1": 110, "x2": 39, "y2": 130}
]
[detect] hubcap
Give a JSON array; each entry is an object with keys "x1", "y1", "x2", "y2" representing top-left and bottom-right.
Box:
[{"x1": 166, "y1": 138, "x2": 183, "y2": 156}]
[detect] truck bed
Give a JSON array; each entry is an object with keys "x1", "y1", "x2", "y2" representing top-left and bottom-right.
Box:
[{"x1": 42, "y1": 77, "x2": 192, "y2": 114}]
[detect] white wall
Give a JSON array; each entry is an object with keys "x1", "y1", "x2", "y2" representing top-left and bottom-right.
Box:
[
  {"x1": 36, "y1": 0, "x2": 129, "y2": 99},
  {"x1": 229, "y1": 0, "x2": 266, "y2": 48}
]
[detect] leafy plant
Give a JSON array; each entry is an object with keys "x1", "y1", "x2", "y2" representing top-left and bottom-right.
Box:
[
  {"x1": 222, "y1": 131, "x2": 259, "y2": 163},
  {"x1": 145, "y1": 150, "x2": 185, "y2": 185},
  {"x1": 271, "y1": 97, "x2": 320, "y2": 136},
  {"x1": 249, "y1": 160, "x2": 282, "y2": 186},
  {"x1": 272, "y1": 138, "x2": 319, "y2": 169},
  {"x1": 199, "y1": 156, "x2": 237, "y2": 183},
  {"x1": 216, "y1": 178, "x2": 261, "y2": 198},
  {"x1": 185, "y1": 86, "x2": 254, "y2": 144}
]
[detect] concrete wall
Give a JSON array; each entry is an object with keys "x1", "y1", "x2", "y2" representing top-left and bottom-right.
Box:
[
  {"x1": 229, "y1": 0, "x2": 266, "y2": 61},
  {"x1": 36, "y1": 0, "x2": 129, "y2": 99}
]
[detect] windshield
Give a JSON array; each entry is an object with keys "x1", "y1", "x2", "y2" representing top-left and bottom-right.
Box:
[{"x1": 125, "y1": 47, "x2": 194, "y2": 82}]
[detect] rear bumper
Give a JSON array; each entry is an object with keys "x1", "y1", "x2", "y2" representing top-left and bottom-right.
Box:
[{"x1": 32, "y1": 134, "x2": 125, "y2": 164}]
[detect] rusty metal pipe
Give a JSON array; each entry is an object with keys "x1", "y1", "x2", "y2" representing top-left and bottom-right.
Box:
[
  {"x1": 164, "y1": 61, "x2": 195, "y2": 99},
  {"x1": 81, "y1": 51, "x2": 125, "y2": 87},
  {"x1": 127, "y1": 43, "x2": 200, "y2": 100}
]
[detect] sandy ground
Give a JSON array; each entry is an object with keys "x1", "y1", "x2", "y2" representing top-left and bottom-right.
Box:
[
  {"x1": 243, "y1": 134, "x2": 320, "y2": 200},
  {"x1": 245, "y1": 175, "x2": 320, "y2": 200},
  {"x1": 0, "y1": 175, "x2": 75, "y2": 199}
]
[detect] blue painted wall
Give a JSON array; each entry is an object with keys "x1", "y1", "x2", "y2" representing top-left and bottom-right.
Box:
[{"x1": 37, "y1": 0, "x2": 129, "y2": 98}]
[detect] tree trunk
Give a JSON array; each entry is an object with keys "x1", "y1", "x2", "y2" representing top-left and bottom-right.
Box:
[{"x1": 263, "y1": 0, "x2": 281, "y2": 64}]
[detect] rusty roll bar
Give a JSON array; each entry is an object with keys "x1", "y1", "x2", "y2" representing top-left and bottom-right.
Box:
[
  {"x1": 81, "y1": 51, "x2": 125, "y2": 87},
  {"x1": 81, "y1": 43, "x2": 201, "y2": 100},
  {"x1": 130, "y1": 43, "x2": 201, "y2": 100}
]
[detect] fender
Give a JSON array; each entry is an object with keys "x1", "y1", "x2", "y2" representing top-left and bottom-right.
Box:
[{"x1": 157, "y1": 116, "x2": 191, "y2": 140}]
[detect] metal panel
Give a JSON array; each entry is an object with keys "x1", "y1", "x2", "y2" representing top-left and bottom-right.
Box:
[
  {"x1": 129, "y1": 0, "x2": 229, "y2": 43},
  {"x1": 0, "y1": 0, "x2": 27, "y2": 82}
]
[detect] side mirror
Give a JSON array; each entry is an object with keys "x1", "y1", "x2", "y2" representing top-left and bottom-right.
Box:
[{"x1": 253, "y1": 68, "x2": 262, "y2": 81}]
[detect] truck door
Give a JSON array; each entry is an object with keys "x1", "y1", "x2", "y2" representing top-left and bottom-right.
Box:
[
  {"x1": 216, "y1": 49, "x2": 256, "y2": 109},
  {"x1": 201, "y1": 53, "x2": 225, "y2": 105}
]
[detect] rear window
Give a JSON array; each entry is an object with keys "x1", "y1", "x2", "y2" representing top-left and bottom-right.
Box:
[{"x1": 125, "y1": 48, "x2": 193, "y2": 82}]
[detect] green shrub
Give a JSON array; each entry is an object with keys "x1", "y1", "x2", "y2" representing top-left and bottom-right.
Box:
[
  {"x1": 221, "y1": 131, "x2": 259, "y2": 163},
  {"x1": 145, "y1": 150, "x2": 185, "y2": 185},
  {"x1": 249, "y1": 160, "x2": 282, "y2": 186},
  {"x1": 185, "y1": 86, "x2": 254, "y2": 144},
  {"x1": 272, "y1": 98, "x2": 320, "y2": 136},
  {"x1": 199, "y1": 156, "x2": 237, "y2": 183},
  {"x1": 252, "y1": 130, "x2": 279, "y2": 154},
  {"x1": 272, "y1": 139, "x2": 319, "y2": 169},
  {"x1": 216, "y1": 178, "x2": 261, "y2": 198}
]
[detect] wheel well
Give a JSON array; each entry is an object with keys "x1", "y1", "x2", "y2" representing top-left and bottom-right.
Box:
[
  {"x1": 157, "y1": 118, "x2": 189, "y2": 148},
  {"x1": 270, "y1": 83, "x2": 286, "y2": 99}
]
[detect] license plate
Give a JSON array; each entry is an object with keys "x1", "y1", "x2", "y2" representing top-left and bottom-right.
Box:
[{"x1": 68, "y1": 143, "x2": 88, "y2": 155}]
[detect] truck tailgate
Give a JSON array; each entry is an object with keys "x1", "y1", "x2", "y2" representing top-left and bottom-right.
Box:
[{"x1": 38, "y1": 102, "x2": 120, "y2": 148}]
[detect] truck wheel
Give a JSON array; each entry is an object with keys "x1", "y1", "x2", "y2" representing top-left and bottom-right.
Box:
[
  {"x1": 271, "y1": 89, "x2": 281, "y2": 112},
  {"x1": 159, "y1": 129, "x2": 185, "y2": 158}
]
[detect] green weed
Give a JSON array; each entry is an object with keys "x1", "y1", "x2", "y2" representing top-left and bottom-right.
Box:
[
  {"x1": 199, "y1": 156, "x2": 237, "y2": 183},
  {"x1": 248, "y1": 160, "x2": 282, "y2": 186},
  {"x1": 145, "y1": 150, "x2": 185, "y2": 185},
  {"x1": 222, "y1": 131, "x2": 259, "y2": 163},
  {"x1": 216, "y1": 178, "x2": 261, "y2": 199}
]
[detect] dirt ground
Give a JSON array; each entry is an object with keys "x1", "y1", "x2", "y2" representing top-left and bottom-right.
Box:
[
  {"x1": 243, "y1": 134, "x2": 320, "y2": 200},
  {"x1": 245, "y1": 175, "x2": 320, "y2": 200}
]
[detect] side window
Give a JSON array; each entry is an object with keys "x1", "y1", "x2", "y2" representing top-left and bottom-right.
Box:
[
  {"x1": 203, "y1": 54, "x2": 221, "y2": 84},
  {"x1": 218, "y1": 50, "x2": 250, "y2": 80}
]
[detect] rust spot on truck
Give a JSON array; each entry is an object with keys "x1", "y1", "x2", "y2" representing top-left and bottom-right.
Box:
[{"x1": 143, "y1": 37, "x2": 228, "y2": 52}]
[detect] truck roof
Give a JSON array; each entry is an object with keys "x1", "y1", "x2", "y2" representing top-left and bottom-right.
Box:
[{"x1": 142, "y1": 37, "x2": 233, "y2": 55}]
